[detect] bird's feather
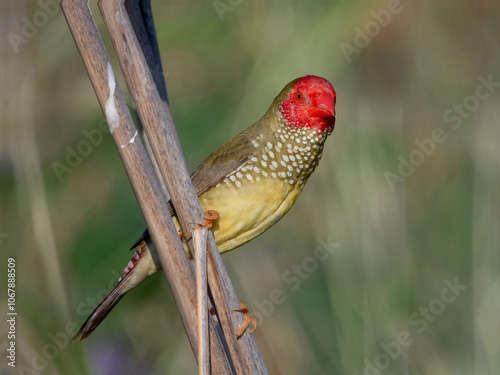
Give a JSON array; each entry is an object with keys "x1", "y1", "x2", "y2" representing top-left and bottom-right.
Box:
[{"x1": 191, "y1": 120, "x2": 263, "y2": 196}]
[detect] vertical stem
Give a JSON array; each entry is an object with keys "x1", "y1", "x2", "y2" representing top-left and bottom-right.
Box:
[{"x1": 194, "y1": 226, "x2": 210, "y2": 375}]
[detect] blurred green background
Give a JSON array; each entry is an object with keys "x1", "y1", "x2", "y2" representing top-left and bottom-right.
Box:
[{"x1": 2, "y1": 0, "x2": 500, "y2": 374}]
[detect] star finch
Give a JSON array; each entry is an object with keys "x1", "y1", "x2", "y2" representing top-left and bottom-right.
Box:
[{"x1": 74, "y1": 75, "x2": 337, "y2": 340}]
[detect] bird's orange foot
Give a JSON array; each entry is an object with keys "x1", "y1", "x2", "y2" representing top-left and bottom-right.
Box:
[
  {"x1": 201, "y1": 210, "x2": 220, "y2": 228},
  {"x1": 234, "y1": 299, "x2": 257, "y2": 337},
  {"x1": 178, "y1": 231, "x2": 192, "y2": 243}
]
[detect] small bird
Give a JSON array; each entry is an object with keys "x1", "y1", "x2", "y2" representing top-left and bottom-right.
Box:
[{"x1": 74, "y1": 75, "x2": 337, "y2": 340}]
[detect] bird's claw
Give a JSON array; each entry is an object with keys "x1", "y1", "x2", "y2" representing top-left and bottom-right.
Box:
[
  {"x1": 178, "y1": 231, "x2": 192, "y2": 242},
  {"x1": 200, "y1": 210, "x2": 220, "y2": 228},
  {"x1": 234, "y1": 299, "x2": 257, "y2": 337}
]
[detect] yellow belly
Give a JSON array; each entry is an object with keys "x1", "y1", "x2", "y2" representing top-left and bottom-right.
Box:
[{"x1": 197, "y1": 177, "x2": 305, "y2": 253}]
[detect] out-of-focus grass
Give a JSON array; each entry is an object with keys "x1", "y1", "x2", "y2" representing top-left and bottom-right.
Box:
[{"x1": 2, "y1": 0, "x2": 500, "y2": 374}]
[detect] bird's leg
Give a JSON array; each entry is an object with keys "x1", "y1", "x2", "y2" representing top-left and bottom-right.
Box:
[
  {"x1": 180, "y1": 211, "x2": 219, "y2": 241},
  {"x1": 201, "y1": 210, "x2": 220, "y2": 228},
  {"x1": 234, "y1": 299, "x2": 257, "y2": 337},
  {"x1": 179, "y1": 208, "x2": 219, "y2": 240}
]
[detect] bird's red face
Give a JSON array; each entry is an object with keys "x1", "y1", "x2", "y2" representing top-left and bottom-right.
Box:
[{"x1": 280, "y1": 75, "x2": 336, "y2": 134}]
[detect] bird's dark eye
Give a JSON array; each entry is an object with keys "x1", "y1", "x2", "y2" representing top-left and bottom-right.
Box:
[{"x1": 296, "y1": 92, "x2": 303, "y2": 101}]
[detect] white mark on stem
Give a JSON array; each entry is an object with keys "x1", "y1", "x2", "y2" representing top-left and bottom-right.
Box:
[
  {"x1": 121, "y1": 130, "x2": 139, "y2": 148},
  {"x1": 105, "y1": 62, "x2": 120, "y2": 133}
]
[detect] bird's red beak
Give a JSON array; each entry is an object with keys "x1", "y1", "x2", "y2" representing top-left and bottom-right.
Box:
[{"x1": 310, "y1": 93, "x2": 336, "y2": 118}]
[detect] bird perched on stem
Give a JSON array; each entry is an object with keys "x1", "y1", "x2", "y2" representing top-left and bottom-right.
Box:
[{"x1": 73, "y1": 75, "x2": 337, "y2": 340}]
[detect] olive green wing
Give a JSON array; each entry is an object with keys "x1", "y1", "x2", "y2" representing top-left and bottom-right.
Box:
[{"x1": 190, "y1": 123, "x2": 261, "y2": 196}]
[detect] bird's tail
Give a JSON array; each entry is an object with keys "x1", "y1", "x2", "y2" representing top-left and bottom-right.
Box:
[{"x1": 73, "y1": 240, "x2": 161, "y2": 341}]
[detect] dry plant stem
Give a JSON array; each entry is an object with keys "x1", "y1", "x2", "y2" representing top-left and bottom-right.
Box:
[
  {"x1": 124, "y1": 0, "x2": 168, "y2": 103},
  {"x1": 124, "y1": 0, "x2": 170, "y2": 199},
  {"x1": 98, "y1": 1, "x2": 268, "y2": 374},
  {"x1": 194, "y1": 227, "x2": 210, "y2": 375},
  {"x1": 61, "y1": 1, "x2": 232, "y2": 373}
]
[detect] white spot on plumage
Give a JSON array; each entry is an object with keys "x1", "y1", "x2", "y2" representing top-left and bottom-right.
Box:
[
  {"x1": 246, "y1": 174, "x2": 253, "y2": 181},
  {"x1": 261, "y1": 160, "x2": 267, "y2": 167},
  {"x1": 230, "y1": 175, "x2": 236, "y2": 181},
  {"x1": 251, "y1": 157, "x2": 258, "y2": 162},
  {"x1": 269, "y1": 151, "x2": 274, "y2": 158},
  {"x1": 235, "y1": 180, "x2": 241, "y2": 188},
  {"x1": 125, "y1": 260, "x2": 133, "y2": 272},
  {"x1": 267, "y1": 142, "x2": 272, "y2": 149},
  {"x1": 253, "y1": 166, "x2": 260, "y2": 173},
  {"x1": 271, "y1": 172, "x2": 277, "y2": 178},
  {"x1": 282, "y1": 155, "x2": 289, "y2": 162},
  {"x1": 271, "y1": 161, "x2": 278, "y2": 168},
  {"x1": 236, "y1": 172, "x2": 243, "y2": 179}
]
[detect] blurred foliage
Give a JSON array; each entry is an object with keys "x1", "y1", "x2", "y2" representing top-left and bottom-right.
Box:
[{"x1": 2, "y1": 0, "x2": 500, "y2": 374}]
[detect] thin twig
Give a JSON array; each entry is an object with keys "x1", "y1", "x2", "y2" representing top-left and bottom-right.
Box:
[
  {"x1": 124, "y1": 0, "x2": 170, "y2": 199},
  {"x1": 194, "y1": 226, "x2": 210, "y2": 375}
]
